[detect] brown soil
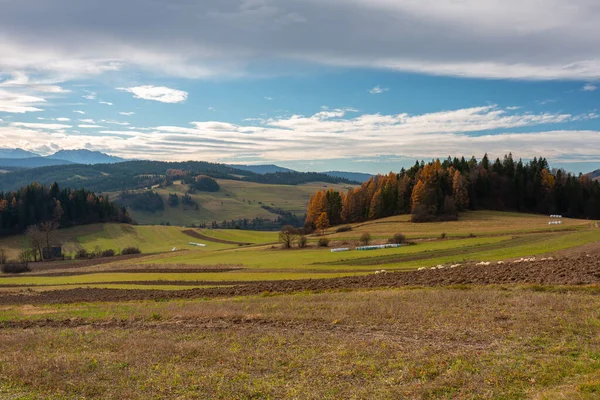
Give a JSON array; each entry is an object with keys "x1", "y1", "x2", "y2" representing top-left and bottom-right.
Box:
[
  {"x1": 0, "y1": 253, "x2": 151, "y2": 276},
  {"x1": 19, "y1": 267, "x2": 244, "y2": 278},
  {"x1": 182, "y1": 229, "x2": 251, "y2": 245},
  {"x1": 1, "y1": 255, "x2": 600, "y2": 305}
]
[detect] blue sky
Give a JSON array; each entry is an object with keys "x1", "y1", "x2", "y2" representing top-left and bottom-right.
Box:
[{"x1": 1, "y1": 0, "x2": 600, "y2": 174}]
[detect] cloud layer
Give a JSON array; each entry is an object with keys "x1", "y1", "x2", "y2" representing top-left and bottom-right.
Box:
[
  {"x1": 1, "y1": 105, "x2": 599, "y2": 165},
  {"x1": 1, "y1": 0, "x2": 600, "y2": 80}
]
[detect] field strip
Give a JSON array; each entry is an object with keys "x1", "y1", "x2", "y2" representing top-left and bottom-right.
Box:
[
  {"x1": 0, "y1": 255, "x2": 599, "y2": 304},
  {"x1": 319, "y1": 235, "x2": 546, "y2": 266}
]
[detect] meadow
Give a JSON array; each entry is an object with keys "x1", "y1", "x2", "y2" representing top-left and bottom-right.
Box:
[
  {"x1": 114, "y1": 180, "x2": 353, "y2": 226},
  {"x1": 0, "y1": 210, "x2": 599, "y2": 399}
]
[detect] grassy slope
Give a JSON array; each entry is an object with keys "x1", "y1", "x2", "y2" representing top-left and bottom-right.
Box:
[
  {"x1": 0, "y1": 210, "x2": 598, "y2": 289},
  {"x1": 0, "y1": 223, "x2": 279, "y2": 260},
  {"x1": 327, "y1": 210, "x2": 592, "y2": 239},
  {"x1": 118, "y1": 180, "x2": 354, "y2": 226}
]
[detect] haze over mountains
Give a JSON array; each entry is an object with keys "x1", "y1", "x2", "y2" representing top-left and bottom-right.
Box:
[
  {"x1": 0, "y1": 148, "x2": 125, "y2": 168},
  {"x1": 0, "y1": 148, "x2": 375, "y2": 182}
]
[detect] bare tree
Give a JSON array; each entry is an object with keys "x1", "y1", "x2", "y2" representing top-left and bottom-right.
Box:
[
  {"x1": 279, "y1": 225, "x2": 298, "y2": 249},
  {"x1": 26, "y1": 225, "x2": 43, "y2": 262},
  {"x1": 39, "y1": 221, "x2": 58, "y2": 260}
]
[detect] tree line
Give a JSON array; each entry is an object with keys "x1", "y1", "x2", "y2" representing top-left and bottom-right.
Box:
[
  {"x1": 0, "y1": 182, "x2": 130, "y2": 237},
  {"x1": 305, "y1": 154, "x2": 600, "y2": 227}
]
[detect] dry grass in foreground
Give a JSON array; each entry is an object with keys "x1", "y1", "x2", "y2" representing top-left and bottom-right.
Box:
[{"x1": 1, "y1": 287, "x2": 600, "y2": 399}]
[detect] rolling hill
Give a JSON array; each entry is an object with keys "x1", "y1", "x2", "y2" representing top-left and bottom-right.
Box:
[
  {"x1": 0, "y1": 160, "x2": 356, "y2": 193},
  {"x1": 110, "y1": 179, "x2": 355, "y2": 226}
]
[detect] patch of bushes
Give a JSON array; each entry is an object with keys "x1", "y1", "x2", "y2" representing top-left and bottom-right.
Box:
[
  {"x1": 74, "y1": 249, "x2": 89, "y2": 260},
  {"x1": 1, "y1": 262, "x2": 30, "y2": 274},
  {"x1": 389, "y1": 233, "x2": 406, "y2": 244},
  {"x1": 440, "y1": 233, "x2": 447, "y2": 239},
  {"x1": 336, "y1": 225, "x2": 352, "y2": 233},
  {"x1": 318, "y1": 238, "x2": 330, "y2": 247},
  {"x1": 122, "y1": 247, "x2": 141, "y2": 255},
  {"x1": 298, "y1": 235, "x2": 308, "y2": 248},
  {"x1": 360, "y1": 233, "x2": 372, "y2": 246},
  {"x1": 101, "y1": 249, "x2": 116, "y2": 257}
]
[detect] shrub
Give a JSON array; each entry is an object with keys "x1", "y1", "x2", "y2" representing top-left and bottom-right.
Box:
[
  {"x1": 101, "y1": 249, "x2": 116, "y2": 257},
  {"x1": 360, "y1": 232, "x2": 372, "y2": 246},
  {"x1": 336, "y1": 225, "x2": 353, "y2": 233},
  {"x1": 318, "y1": 238, "x2": 330, "y2": 247},
  {"x1": 298, "y1": 235, "x2": 308, "y2": 248},
  {"x1": 440, "y1": 232, "x2": 447, "y2": 239},
  {"x1": 1, "y1": 262, "x2": 30, "y2": 274},
  {"x1": 389, "y1": 233, "x2": 406, "y2": 244},
  {"x1": 468, "y1": 233, "x2": 476, "y2": 238},
  {"x1": 75, "y1": 249, "x2": 89, "y2": 260},
  {"x1": 0, "y1": 248, "x2": 7, "y2": 265},
  {"x1": 122, "y1": 247, "x2": 141, "y2": 255}
]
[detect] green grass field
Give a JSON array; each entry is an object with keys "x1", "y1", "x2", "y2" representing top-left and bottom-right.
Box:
[{"x1": 0, "y1": 210, "x2": 598, "y2": 291}]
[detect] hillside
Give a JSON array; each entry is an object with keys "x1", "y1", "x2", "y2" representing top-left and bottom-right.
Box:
[
  {"x1": 111, "y1": 179, "x2": 354, "y2": 226},
  {"x1": 589, "y1": 169, "x2": 600, "y2": 181},
  {"x1": 0, "y1": 160, "x2": 356, "y2": 193}
]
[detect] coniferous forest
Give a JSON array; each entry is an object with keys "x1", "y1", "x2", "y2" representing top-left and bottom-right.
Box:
[
  {"x1": 0, "y1": 182, "x2": 130, "y2": 236},
  {"x1": 305, "y1": 154, "x2": 600, "y2": 228}
]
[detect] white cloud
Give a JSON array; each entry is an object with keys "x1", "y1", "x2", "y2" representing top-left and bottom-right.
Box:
[
  {"x1": 11, "y1": 122, "x2": 71, "y2": 130},
  {"x1": 0, "y1": 89, "x2": 45, "y2": 113},
  {"x1": 83, "y1": 91, "x2": 97, "y2": 100},
  {"x1": 99, "y1": 100, "x2": 113, "y2": 106},
  {"x1": 55, "y1": 117, "x2": 71, "y2": 122},
  {"x1": 78, "y1": 124, "x2": 104, "y2": 128},
  {"x1": 100, "y1": 119, "x2": 130, "y2": 126},
  {"x1": 118, "y1": 85, "x2": 188, "y2": 103},
  {"x1": 583, "y1": 83, "x2": 597, "y2": 92},
  {"x1": 3, "y1": 104, "x2": 598, "y2": 165},
  {"x1": 208, "y1": 107, "x2": 216, "y2": 111},
  {"x1": 369, "y1": 86, "x2": 389, "y2": 94},
  {"x1": 79, "y1": 119, "x2": 96, "y2": 123},
  {"x1": 73, "y1": 110, "x2": 86, "y2": 115},
  {"x1": 265, "y1": 96, "x2": 273, "y2": 100},
  {"x1": 119, "y1": 111, "x2": 135, "y2": 116}
]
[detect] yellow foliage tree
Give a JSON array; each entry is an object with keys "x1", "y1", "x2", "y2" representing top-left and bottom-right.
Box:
[{"x1": 315, "y1": 212, "x2": 330, "y2": 235}]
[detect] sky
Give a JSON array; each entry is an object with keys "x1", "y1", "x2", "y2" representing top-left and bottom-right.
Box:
[{"x1": 1, "y1": 0, "x2": 600, "y2": 174}]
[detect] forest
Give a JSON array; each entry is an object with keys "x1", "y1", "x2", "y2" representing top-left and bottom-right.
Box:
[
  {"x1": 0, "y1": 182, "x2": 130, "y2": 236},
  {"x1": 305, "y1": 154, "x2": 600, "y2": 228},
  {"x1": 0, "y1": 161, "x2": 356, "y2": 193}
]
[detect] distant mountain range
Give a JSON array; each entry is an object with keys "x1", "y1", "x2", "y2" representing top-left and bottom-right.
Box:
[
  {"x1": 323, "y1": 171, "x2": 373, "y2": 183},
  {"x1": 588, "y1": 169, "x2": 600, "y2": 181},
  {"x1": 229, "y1": 165, "x2": 373, "y2": 182},
  {"x1": 0, "y1": 148, "x2": 125, "y2": 168},
  {"x1": 227, "y1": 164, "x2": 295, "y2": 175}
]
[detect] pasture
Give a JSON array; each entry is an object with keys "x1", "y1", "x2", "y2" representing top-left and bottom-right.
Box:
[{"x1": 1, "y1": 210, "x2": 600, "y2": 399}]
